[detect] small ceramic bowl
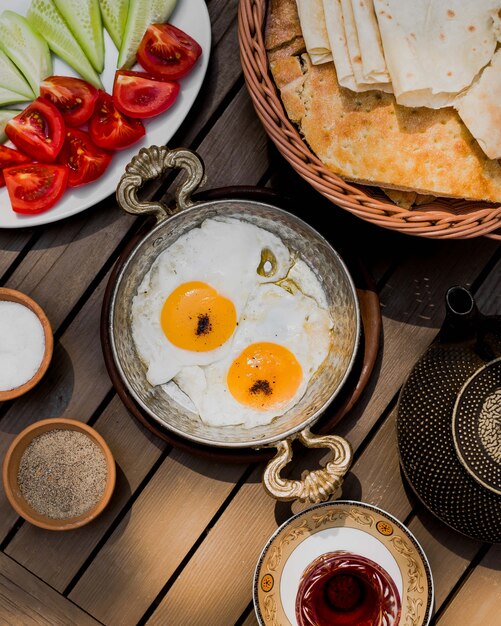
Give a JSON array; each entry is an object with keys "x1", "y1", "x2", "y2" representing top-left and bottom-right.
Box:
[
  {"x1": 2, "y1": 418, "x2": 116, "y2": 531},
  {"x1": 0, "y1": 288, "x2": 53, "y2": 401}
]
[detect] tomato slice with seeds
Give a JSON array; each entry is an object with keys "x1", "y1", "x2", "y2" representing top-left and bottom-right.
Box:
[
  {"x1": 40, "y1": 76, "x2": 99, "y2": 127},
  {"x1": 112, "y1": 70, "x2": 180, "y2": 118},
  {"x1": 137, "y1": 24, "x2": 202, "y2": 80},
  {"x1": 89, "y1": 91, "x2": 145, "y2": 150},
  {"x1": 58, "y1": 128, "x2": 113, "y2": 187},
  {"x1": 0, "y1": 146, "x2": 31, "y2": 186},
  {"x1": 5, "y1": 98, "x2": 65, "y2": 162},
  {"x1": 4, "y1": 164, "x2": 68, "y2": 214}
]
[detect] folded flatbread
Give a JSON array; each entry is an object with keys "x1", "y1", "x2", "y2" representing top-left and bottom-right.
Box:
[
  {"x1": 350, "y1": 0, "x2": 389, "y2": 84},
  {"x1": 374, "y1": 0, "x2": 501, "y2": 108},
  {"x1": 322, "y1": 0, "x2": 391, "y2": 92},
  {"x1": 455, "y1": 49, "x2": 501, "y2": 159},
  {"x1": 339, "y1": 0, "x2": 369, "y2": 86},
  {"x1": 322, "y1": 0, "x2": 357, "y2": 89},
  {"x1": 294, "y1": 0, "x2": 332, "y2": 64}
]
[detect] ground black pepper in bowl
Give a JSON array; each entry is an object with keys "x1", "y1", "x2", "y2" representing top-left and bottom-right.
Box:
[{"x1": 17, "y1": 429, "x2": 108, "y2": 520}]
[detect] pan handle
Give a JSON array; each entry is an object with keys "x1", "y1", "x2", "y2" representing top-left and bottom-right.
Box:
[
  {"x1": 262, "y1": 429, "x2": 352, "y2": 503},
  {"x1": 116, "y1": 145, "x2": 206, "y2": 223}
]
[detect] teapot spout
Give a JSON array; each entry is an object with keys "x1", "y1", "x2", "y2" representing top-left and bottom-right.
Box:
[{"x1": 439, "y1": 286, "x2": 478, "y2": 342}]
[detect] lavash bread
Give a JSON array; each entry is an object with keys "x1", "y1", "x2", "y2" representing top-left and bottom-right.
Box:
[
  {"x1": 321, "y1": 0, "x2": 357, "y2": 90},
  {"x1": 295, "y1": 0, "x2": 332, "y2": 64},
  {"x1": 455, "y1": 49, "x2": 501, "y2": 160},
  {"x1": 321, "y1": 0, "x2": 391, "y2": 92},
  {"x1": 350, "y1": 0, "x2": 389, "y2": 85},
  {"x1": 373, "y1": 0, "x2": 501, "y2": 109},
  {"x1": 266, "y1": 0, "x2": 501, "y2": 203}
]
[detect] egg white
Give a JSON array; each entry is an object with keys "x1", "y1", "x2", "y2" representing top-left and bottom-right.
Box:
[
  {"x1": 131, "y1": 218, "x2": 292, "y2": 385},
  {"x1": 173, "y1": 282, "x2": 333, "y2": 427}
]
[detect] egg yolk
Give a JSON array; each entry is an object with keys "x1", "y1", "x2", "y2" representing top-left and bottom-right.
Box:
[
  {"x1": 227, "y1": 342, "x2": 303, "y2": 410},
  {"x1": 161, "y1": 281, "x2": 237, "y2": 352}
]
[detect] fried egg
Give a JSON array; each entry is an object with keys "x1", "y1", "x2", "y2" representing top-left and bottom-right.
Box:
[
  {"x1": 173, "y1": 282, "x2": 333, "y2": 427},
  {"x1": 131, "y1": 218, "x2": 291, "y2": 385}
]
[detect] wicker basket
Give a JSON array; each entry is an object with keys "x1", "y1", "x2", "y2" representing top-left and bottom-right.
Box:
[{"x1": 238, "y1": 0, "x2": 501, "y2": 240}]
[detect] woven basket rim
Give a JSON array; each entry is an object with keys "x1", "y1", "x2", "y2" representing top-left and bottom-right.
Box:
[{"x1": 238, "y1": 0, "x2": 501, "y2": 240}]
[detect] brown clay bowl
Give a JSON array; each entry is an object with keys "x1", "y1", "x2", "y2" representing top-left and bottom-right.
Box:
[
  {"x1": 0, "y1": 288, "x2": 53, "y2": 401},
  {"x1": 2, "y1": 418, "x2": 116, "y2": 531}
]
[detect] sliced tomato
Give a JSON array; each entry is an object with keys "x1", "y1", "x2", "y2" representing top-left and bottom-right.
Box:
[
  {"x1": 0, "y1": 146, "x2": 31, "y2": 186},
  {"x1": 137, "y1": 24, "x2": 202, "y2": 80},
  {"x1": 40, "y1": 76, "x2": 99, "y2": 127},
  {"x1": 4, "y1": 164, "x2": 68, "y2": 214},
  {"x1": 5, "y1": 98, "x2": 65, "y2": 162},
  {"x1": 58, "y1": 128, "x2": 113, "y2": 187},
  {"x1": 89, "y1": 91, "x2": 145, "y2": 150},
  {"x1": 112, "y1": 70, "x2": 180, "y2": 118}
]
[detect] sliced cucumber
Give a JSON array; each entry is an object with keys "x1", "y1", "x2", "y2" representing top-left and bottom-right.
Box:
[
  {"x1": 53, "y1": 0, "x2": 104, "y2": 73},
  {"x1": 0, "y1": 87, "x2": 31, "y2": 107},
  {"x1": 0, "y1": 49, "x2": 34, "y2": 101},
  {"x1": 99, "y1": 0, "x2": 128, "y2": 51},
  {"x1": 0, "y1": 110, "x2": 19, "y2": 143},
  {"x1": 0, "y1": 11, "x2": 52, "y2": 97},
  {"x1": 28, "y1": 0, "x2": 103, "y2": 89},
  {"x1": 118, "y1": 0, "x2": 177, "y2": 69}
]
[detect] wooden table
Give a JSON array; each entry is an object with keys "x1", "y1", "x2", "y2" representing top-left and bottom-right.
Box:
[{"x1": 0, "y1": 2, "x2": 500, "y2": 624}]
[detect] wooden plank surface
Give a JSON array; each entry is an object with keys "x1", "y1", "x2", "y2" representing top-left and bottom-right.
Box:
[
  {"x1": 241, "y1": 613, "x2": 259, "y2": 626},
  {"x1": 0, "y1": 231, "x2": 34, "y2": 280},
  {"x1": 144, "y1": 467, "x2": 273, "y2": 626},
  {"x1": 437, "y1": 545, "x2": 501, "y2": 626},
  {"x1": 0, "y1": 553, "x2": 99, "y2": 626},
  {"x1": 406, "y1": 510, "x2": 483, "y2": 610},
  {"x1": 69, "y1": 451, "x2": 247, "y2": 625}
]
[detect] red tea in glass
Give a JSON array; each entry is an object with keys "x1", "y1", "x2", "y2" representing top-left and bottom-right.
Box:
[{"x1": 295, "y1": 551, "x2": 401, "y2": 626}]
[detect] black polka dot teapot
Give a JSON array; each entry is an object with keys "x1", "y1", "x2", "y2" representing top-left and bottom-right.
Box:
[{"x1": 397, "y1": 286, "x2": 501, "y2": 543}]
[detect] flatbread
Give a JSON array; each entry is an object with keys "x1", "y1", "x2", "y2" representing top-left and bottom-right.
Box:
[
  {"x1": 266, "y1": 0, "x2": 501, "y2": 203},
  {"x1": 294, "y1": 0, "x2": 332, "y2": 64},
  {"x1": 455, "y1": 49, "x2": 501, "y2": 159},
  {"x1": 322, "y1": 0, "x2": 357, "y2": 90},
  {"x1": 383, "y1": 190, "x2": 436, "y2": 209},
  {"x1": 340, "y1": 0, "x2": 366, "y2": 85},
  {"x1": 350, "y1": 0, "x2": 389, "y2": 84},
  {"x1": 322, "y1": 0, "x2": 391, "y2": 92},
  {"x1": 374, "y1": 0, "x2": 501, "y2": 108},
  {"x1": 382, "y1": 189, "x2": 417, "y2": 209}
]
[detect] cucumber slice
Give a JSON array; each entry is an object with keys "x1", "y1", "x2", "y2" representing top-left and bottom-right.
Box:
[
  {"x1": 0, "y1": 87, "x2": 31, "y2": 107},
  {"x1": 0, "y1": 11, "x2": 52, "y2": 97},
  {"x1": 53, "y1": 0, "x2": 104, "y2": 73},
  {"x1": 0, "y1": 49, "x2": 34, "y2": 101},
  {"x1": 99, "y1": 0, "x2": 128, "y2": 51},
  {"x1": 118, "y1": 0, "x2": 177, "y2": 69},
  {"x1": 0, "y1": 109, "x2": 19, "y2": 143},
  {"x1": 28, "y1": 0, "x2": 103, "y2": 89}
]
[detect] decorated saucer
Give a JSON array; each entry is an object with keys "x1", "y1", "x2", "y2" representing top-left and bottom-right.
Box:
[{"x1": 253, "y1": 500, "x2": 434, "y2": 626}]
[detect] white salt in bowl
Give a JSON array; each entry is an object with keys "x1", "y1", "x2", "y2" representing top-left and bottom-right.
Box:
[
  {"x1": 2, "y1": 418, "x2": 116, "y2": 530},
  {"x1": 0, "y1": 288, "x2": 53, "y2": 401}
]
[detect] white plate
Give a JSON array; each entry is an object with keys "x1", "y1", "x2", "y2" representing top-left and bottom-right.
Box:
[
  {"x1": 254, "y1": 501, "x2": 434, "y2": 626},
  {"x1": 0, "y1": 0, "x2": 211, "y2": 228}
]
